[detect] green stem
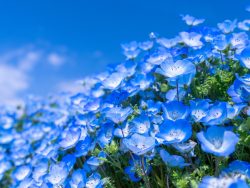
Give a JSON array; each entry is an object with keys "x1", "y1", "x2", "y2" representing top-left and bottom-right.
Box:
[{"x1": 140, "y1": 156, "x2": 151, "y2": 188}]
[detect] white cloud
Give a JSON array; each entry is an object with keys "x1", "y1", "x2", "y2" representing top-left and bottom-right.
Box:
[
  {"x1": 0, "y1": 45, "x2": 69, "y2": 106},
  {"x1": 47, "y1": 53, "x2": 65, "y2": 66},
  {"x1": 57, "y1": 80, "x2": 84, "y2": 94},
  {"x1": 0, "y1": 64, "x2": 28, "y2": 106}
]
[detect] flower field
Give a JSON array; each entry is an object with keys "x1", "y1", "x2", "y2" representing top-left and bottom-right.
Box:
[{"x1": 0, "y1": 14, "x2": 250, "y2": 188}]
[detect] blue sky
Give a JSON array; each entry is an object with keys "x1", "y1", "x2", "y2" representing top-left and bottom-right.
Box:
[{"x1": 0, "y1": 0, "x2": 249, "y2": 105}]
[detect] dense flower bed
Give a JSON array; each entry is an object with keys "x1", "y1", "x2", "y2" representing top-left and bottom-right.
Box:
[{"x1": 0, "y1": 13, "x2": 250, "y2": 188}]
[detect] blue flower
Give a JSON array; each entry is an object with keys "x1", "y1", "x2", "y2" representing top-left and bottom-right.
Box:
[
  {"x1": 130, "y1": 73, "x2": 154, "y2": 90},
  {"x1": 202, "y1": 102, "x2": 227, "y2": 126},
  {"x1": 199, "y1": 176, "x2": 249, "y2": 188},
  {"x1": 86, "y1": 152, "x2": 106, "y2": 171},
  {"x1": 217, "y1": 19, "x2": 237, "y2": 33},
  {"x1": 180, "y1": 32, "x2": 203, "y2": 48},
  {"x1": 69, "y1": 169, "x2": 87, "y2": 188},
  {"x1": 12, "y1": 165, "x2": 31, "y2": 182},
  {"x1": 102, "y1": 72, "x2": 125, "y2": 90},
  {"x1": 146, "y1": 50, "x2": 171, "y2": 65},
  {"x1": 197, "y1": 126, "x2": 239, "y2": 156},
  {"x1": 97, "y1": 123, "x2": 114, "y2": 148},
  {"x1": 75, "y1": 136, "x2": 94, "y2": 157},
  {"x1": 62, "y1": 154, "x2": 76, "y2": 171},
  {"x1": 230, "y1": 32, "x2": 249, "y2": 51},
  {"x1": 85, "y1": 173, "x2": 103, "y2": 188},
  {"x1": 162, "y1": 101, "x2": 190, "y2": 121},
  {"x1": 228, "y1": 74, "x2": 250, "y2": 103},
  {"x1": 212, "y1": 34, "x2": 228, "y2": 51},
  {"x1": 181, "y1": 14, "x2": 205, "y2": 26},
  {"x1": 190, "y1": 99, "x2": 210, "y2": 122},
  {"x1": 226, "y1": 103, "x2": 246, "y2": 119},
  {"x1": 105, "y1": 106, "x2": 133, "y2": 124},
  {"x1": 59, "y1": 127, "x2": 81, "y2": 150},
  {"x1": 239, "y1": 46, "x2": 250, "y2": 69},
  {"x1": 46, "y1": 162, "x2": 69, "y2": 185},
  {"x1": 123, "y1": 133, "x2": 155, "y2": 155},
  {"x1": 139, "y1": 41, "x2": 153, "y2": 51},
  {"x1": 160, "y1": 149, "x2": 189, "y2": 168},
  {"x1": 172, "y1": 140, "x2": 197, "y2": 155},
  {"x1": 238, "y1": 20, "x2": 250, "y2": 31},
  {"x1": 222, "y1": 160, "x2": 250, "y2": 179},
  {"x1": 114, "y1": 123, "x2": 131, "y2": 138},
  {"x1": 156, "y1": 119, "x2": 192, "y2": 144},
  {"x1": 156, "y1": 59, "x2": 196, "y2": 86},
  {"x1": 157, "y1": 36, "x2": 181, "y2": 48},
  {"x1": 121, "y1": 41, "x2": 140, "y2": 59},
  {"x1": 32, "y1": 158, "x2": 48, "y2": 183},
  {"x1": 130, "y1": 114, "x2": 151, "y2": 135}
]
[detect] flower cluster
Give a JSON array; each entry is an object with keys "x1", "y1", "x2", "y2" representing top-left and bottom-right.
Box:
[{"x1": 0, "y1": 13, "x2": 249, "y2": 188}]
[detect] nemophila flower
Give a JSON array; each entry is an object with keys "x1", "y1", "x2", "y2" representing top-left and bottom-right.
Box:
[
  {"x1": 162, "y1": 101, "x2": 190, "y2": 121},
  {"x1": 130, "y1": 73, "x2": 154, "y2": 90},
  {"x1": 84, "y1": 98, "x2": 101, "y2": 112},
  {"x1": 85, "y1": 173, "x2": 103, "y2": 188},
  {"x1": 75, "y1": 135, "x2": 93, "y2": 157},
  {"x1": 212, "y1": 34, "x2": 228, "y2": 51},
  {"x1": 121, "y1": 41, "x2": 140, "y2": 59},
  {"x1": 238, "y1": 20, "x2": 250, "y2": 31},
  {"x1": 46, "y1": 162, "x2": 69, "y2": 185},
  {"x1": 146, "y1": 50, "x2": 171, "y2": 65},
  {"x1": 172, "y1": 140, "x2": 197, "y2": 155},
  {"x1": 180, "y1": 32, "x2": 203, "y2": 48},
  {"x1": 141, "y1": 100, "x2": 162, "y2": 115},
  {"x1": 0, "y1": 130, "x2": 13, "y2": 144},
  {"x1": 17, "y1": 178, "x2": 34, "y2": 188},
  {"x1": 199, "y1": 176, "x2": 249, "y2": 188},
  {"x1": 59, "y1": 127, "x2": 81, "y2": 149},
  {"x1": 197, "y1": 126, "x2": 239, "y2": 156},
  {"x1": 190, "y1": 99, "x2": 210, "y2": 122},
  {"x1": 123, "y1": 133, "x2": 155, "y2": 155},
  {"x1": 222, "y1": 160, "x2": 250, "y2": 180},
  {"x1": 115, "y1": 60, "x2": 137, "y2": 77},
  {"x1": 139, "y1": 41, "x2": 153, "y2": 51},
  {"x1": 105, "y1": 90, "x2": 129, "y2": 105},
  {"x1": 68, "y1": 169, "x2": 87, "y2": 188},
  {"x1": 12, "y1": 165, "x2": 31, "y2": 182},
  {"x1": 114, "y1": 123, "x2": 131, "y2": 138},
  {"x1": 226, "y1": 103, "x2": 245, "y2": 119},
  {"x1": 230, "y1": 32, "x2": 249, "y2": 52},
  {"x1": 0, "y1": 114, "x2": 15, "y2": 130},
  {"x1": 202, "y1": 102, "x2": 227, "y2": 126},
  {"x1": 102, "y1": 72, "x2": 125, "y2": 90},
  {"x1": 228, "y1": 74, "x2": 250, "y2": 103},
  {"x1": 62, "y1": 154, "x2": 76, "y2": 171},
  {"x1": 86, "y1": 152, "x2": 106, "y2": 171},
  {"x1": 156, "y1": 119, "x2": 192, "y2": 144},
  {"x1": 0, "y1": 161, "x2": 11, "y2": 179},
  {"x1": 217, "y1": 19, "x2": 237, "y2": 33},
  {"x1": 105, "y1": 106, "x2": 133, "y2": 124},
  {"x1": 157, "y1": 36, "x2": 181, "y2": 48},
  {"x1": 97, "y1": 123, "x2": 114, "y2": 148},
  {"x1": 160, "y1": 149, "x2": 189, "y2": 168},
  {"x1": 156, "y1": 59, "x2": 196, "y2": 86},
  {"x1": 130, "y1": 114, "x2": 151, "y2": 135},
  {"x1": 32, "y1": 158, "x2": 48, "y2": 183},
  {"x1": 181, "y1": 14, "x2": 205, "y2": 26},
  {"x1": 238, "y1": 46, "x2": 250, "y2": 69}
]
